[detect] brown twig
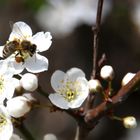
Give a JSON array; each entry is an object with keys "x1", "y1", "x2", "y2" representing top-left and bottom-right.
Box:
[
  {"x1": 91, "y1": 0, "x2": 104, "y2": 79},
  {"x1": 74, "y1": 1, "x2": 105, "y2": 139},
  {"x1": 85, "y1": 0, "x2": 104, "y2": 113},
  {"x1": 85, "y1": 71, "x2": 140, "y2": 123}
]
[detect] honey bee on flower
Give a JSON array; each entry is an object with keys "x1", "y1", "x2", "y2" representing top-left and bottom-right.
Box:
[{"x1": 0, "y1": 21, "x2": 52, "y2": 74}]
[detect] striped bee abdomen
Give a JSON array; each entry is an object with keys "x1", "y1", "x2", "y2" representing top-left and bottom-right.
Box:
[{"x1": 3, "y1": 41, "x2": 19, "y2": 58}]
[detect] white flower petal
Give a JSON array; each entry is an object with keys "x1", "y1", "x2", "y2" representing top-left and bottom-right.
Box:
[
  {"x1": 32, "y1": 32, "x2": 52, "y2": 52},
  {"x1": 51, "y1": 70, "x2": 65, "y2": 92},
  {"x1": 12, "y1": 60, "x2": 24, "y2": 74},
  {"x1": 49, "y1": 93, "x2": 69, "y2": 109},
  {"x1": 66, "y1": 67, "x2": 85, "y2": 81},
  {"x1": 68, "y1": 96, "x2": 86, "y2": 109},
  {"x1": 6, "y1": 96, "x2": 31, "y2": 118},
  {"x1": 0, "y1": 75, "x2": 15, "y2": 103},
  {"x1": 68, "y1": 89, "x2": 88, "y2": 108},
  {"x1": 25, "y1": 54, "x2": 48, "y2": 73},
  {"x1": 0, "y1": 105, "x2": 13, "y2": 140},
  {"x1": 0, "y1": 105, "x2": 10, "y2": 117},
  {"x1": 9, "y1": 21, "x2": 32, "y2": 41},
  {"x1": 0, "y1": 59, "x2": 15, "y2": 77},
  {"x1": 4, "y1": 79, "x2": 15, "y2": 100},
  {"x1": 1, "y1": 57, "x2": 24, "y2": 75},
  {"x1": 68, "y1": 78, "x2": 89, "y2": 108}
]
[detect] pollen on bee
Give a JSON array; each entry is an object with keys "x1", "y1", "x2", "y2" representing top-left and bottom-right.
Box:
[{"x1": 15, "y1": 56, "x2": 24, "y2": 63}]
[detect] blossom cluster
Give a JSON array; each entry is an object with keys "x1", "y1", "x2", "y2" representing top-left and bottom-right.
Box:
[
  {"x1": 0, "y1": 21, "x2": 137, "y2": 140},
  {"x1": 0, "y1": 21, "x2": 52, "y2": 139}
]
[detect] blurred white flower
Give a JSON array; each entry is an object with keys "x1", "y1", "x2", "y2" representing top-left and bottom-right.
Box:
[
  {"x1": 36, "y1": 0, "x2": 112, "y2": 37},
  {"x1": 6, "y1": 96, "x2": 32, "y2": 118},
  {"x1": 0, "y1": 21, "x2": 52, "y2": 73},
  {"x1": 20, "y1": 73, "x2": 38, "y2": 92},
  {"x1": 100, "y1": 65, "x2": 114, "y2": 81},
  {"x1": 121, "y1": 72, "x2": 136, "y2": 86},
  {"x1": 131, "y1": 1, "x2": 140, "y2": 34},
  {"x1": 44, "y1": 133, "x2": 57, "y2": 140},
  {"x1": 0, "y1": 105, "x2": 13, "y2": 140},
  {"x1": 49, "y1": 67, "x2": 89, "y2": 109},
  {"x1": 123, "y1": 116, "x2": 137, "y2": 129}
]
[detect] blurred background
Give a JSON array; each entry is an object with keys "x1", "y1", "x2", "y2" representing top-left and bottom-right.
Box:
[{"x1": 0, "y1": 0, "x2": 140, "y2": 139}]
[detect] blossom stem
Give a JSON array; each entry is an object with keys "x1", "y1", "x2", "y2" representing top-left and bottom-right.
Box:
[
  {"x1": 85, "y1": 0, "x2": 104, "y2": 112},
  {"x1": 74, "y1": 123, "x2": 89, "y2": 140},
  {"x1": 91, "y1": 0, "x2": 104, "y2": 79},
  {"x1": 85, "y1": 71, "x2": 140, "y2": 123},
  {"x1": 111, "y1": 116, "x2": 123, "y2": 121}
]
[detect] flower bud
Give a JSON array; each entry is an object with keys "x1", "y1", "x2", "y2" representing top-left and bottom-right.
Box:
[
  {"x1": 6, "y1": 96, "x2": 32, "y2": 118},
  {"x1": 88, "y1": 79, "x2": 102, "y2": 93},
  {"x1": 20, "y1": 73, "x2": 38, "y2": 92},
  {"x1": 121, "y1": 73, "x2": 135, "y2": 86},
  {"x1": 44, "y1": 133, "x2": 57, "y2": 140},
  {"x1": 123, "y1": 116, "x2": 137, "y2": 129},
  {"x1": 100, "y1": 65, "x2": 114, "y2": 81}
]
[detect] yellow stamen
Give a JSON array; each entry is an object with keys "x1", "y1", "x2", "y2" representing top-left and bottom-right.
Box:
[
  {"x1": 0, "y1": 114, "x2": 7, "y2": 132},
  {"x1": 59, "y1": 80, "x2": 80, "y2": 102}
]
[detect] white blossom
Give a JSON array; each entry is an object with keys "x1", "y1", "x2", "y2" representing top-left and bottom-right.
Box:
[
  {"x1": 36, "y1": 0, "x2": 112, "y2": 37},
  {"x1": 100, "y1": 65, "x2": 114, "y2": 80},
  {"x1": 0, "y1": 105, "x2": 13, "y2": 140},
  {"x1": 20, "y1": 73, "x2": 38, "y2": 92},
  {"x1": 0, "y1": 62, "x2": 15, "y2": 103},
  {"x1": 6, "y1": 96, "x2": 31, "y2": 118},
  {"x1": 0, "y1": 21, "x2": 52, "y2": 74},
  {"x1": 49, "y1": 68, "x2": 89, "y2": 109},
  {"x1": 121, "y1": 72, "x2": 136, "y2": 86},
  {"x1": 123, "y1": 116, "x2": 137, "y2": 129}
]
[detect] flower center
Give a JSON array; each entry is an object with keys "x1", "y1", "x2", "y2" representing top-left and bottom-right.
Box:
[
  {"x1": 59, "y1": 80, "x2": 80, "y2": 102},
  {"x1": 0, "y1": 75, "x2": 4, "y2": 94},
  {"x1": 0, "y1": 114, "x2": 7, "y2": 131}
]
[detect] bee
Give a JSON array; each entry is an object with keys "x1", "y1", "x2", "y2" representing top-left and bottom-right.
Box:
[
  {"x1": 2, "y1": 40, "x2": 37, "y2": 63},
  {"x1": 2, "y1": 22, "x2": 37, "y2": 63},
  {"x1": 13, "y1": 40, "x2": 37, "y2": 63},
  {"x1": 20, "y1": 40, "x2": 37, "y2": 57}
]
